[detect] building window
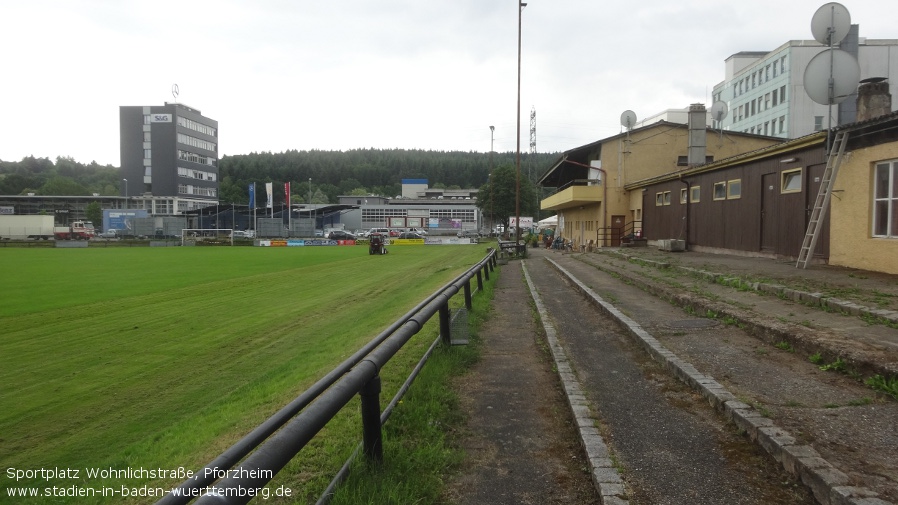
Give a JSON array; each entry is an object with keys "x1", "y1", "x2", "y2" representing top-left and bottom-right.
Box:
[
  {"x1": 727, "y1": 179, "x2": 742, "y2": 199},
  {"x1": 814, "y1": 116, "x2": 824, "y2": 131},
  {"x1": 680, "y1": 188, "x2": 688, "y2": 204},
  {"x1": 656, "y1": 192, "x2": 663, "y2": 206},
  {"x1": 143, "y1": 132, "x2": 151, "y2": 142},
  {"x1": 782, "y1": 169, "x2": 802, "y2": 193},
  {"x1": 144, "y1": 149, "x2": 151, "y2": 159},
  {"x1": 873, "y1": 161, "x2": 898, "y2": 238},
  {"x1": 690, "y1": 186, "x2": 701, "y2": 203},
  {"x1": 779, "y1": 116, "x2": 786, "y2": 134},
  {"x1": 780, "y1": 85, "x2": 786, "y2": 102},
  {"x1": 713, "y1": 182, "x2": 727, "y2": 200},
  {"x1": 773, "y1": 91, "x2": 778, "y2": 107},
  {"x1": 663, "y1": 191, "x2": 671, "y2": 205}
]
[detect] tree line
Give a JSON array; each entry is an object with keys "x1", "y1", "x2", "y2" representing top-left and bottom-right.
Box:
[{"x1": 0, "y1": 149, "x2": 559, "y2": 212}]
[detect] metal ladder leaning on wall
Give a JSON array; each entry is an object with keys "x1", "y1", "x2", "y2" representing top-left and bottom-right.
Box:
[{"x1": 796, "y1": 130, "x2": 849, "y2": 269}]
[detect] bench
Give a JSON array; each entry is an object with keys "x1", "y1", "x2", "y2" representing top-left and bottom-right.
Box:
[{"x1": 498, "y1": 241, "x2": 526, "y2": 256}]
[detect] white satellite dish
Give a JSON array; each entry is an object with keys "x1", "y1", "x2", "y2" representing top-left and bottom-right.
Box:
[
  {"x1": 620, "y1": 110, "x2": 637, "y2": 130},
  {"x1": 810, "y1": 2, "x2": 851, "y2": 46},
  {"x1": 804, "y1": 49, "x2": 860, "y2": 105},
  {"x1": 709, "y1": 101, "x2": 729, "y2": 123}
]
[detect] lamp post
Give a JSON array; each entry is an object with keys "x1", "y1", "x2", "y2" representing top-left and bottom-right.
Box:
[
  {"x1": 122, "y1": 178, "x2": 128, "y2": 209},
  {"x1": 515, "y1": 2, "x2": 527, "y2": 245},
  {"x1": 489, "y1": 126, "x2": 495, "y2": 236},
  {"x1": 309, "y1": 177, "x2": 313, "y2": 236}
]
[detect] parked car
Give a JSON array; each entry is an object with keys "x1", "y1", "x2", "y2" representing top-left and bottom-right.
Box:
[
  {"x1": 408, "y1": 227, "x2": 428, "y2": 235},
  {"x1": 97, "y1": 229, "x2": 120, "y2": 239},
  {"x1": 457, "y1": 230, "x2": 480, "y2": 238},
  {"x1": 397, "y1": 232, "x2": 424, "y2": 239},
  {"x1": 232, "y1": 230, "x2": 255, "y2": 239},
  {"x1": 388, "y1": 229, "x2": 401, "y2": 237},
  {"x1": 327, "y1": 230, "x2": 357, "y2": 240}
]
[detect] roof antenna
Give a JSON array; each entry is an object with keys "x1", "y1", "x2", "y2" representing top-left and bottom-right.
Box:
[
  {"x1": 709, "y1": 101, "x2": 729, "y2": 144},
  {"x1": 619, "y1": 110, "x2": 637, "y2": 153}
]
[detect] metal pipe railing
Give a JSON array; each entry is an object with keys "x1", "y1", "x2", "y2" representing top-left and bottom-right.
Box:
[{"x1": 157, "y1": 248, "x2": 497, "y2": 505}]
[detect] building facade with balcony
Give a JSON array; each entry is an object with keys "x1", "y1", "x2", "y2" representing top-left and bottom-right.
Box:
[{"x1": 538, "y1": 106, "x2": 782, "y2": 249}]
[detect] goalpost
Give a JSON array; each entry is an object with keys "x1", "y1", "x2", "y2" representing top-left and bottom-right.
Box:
[{"x1": 181, "y1": 229, "x2": 234, "y2": 246}]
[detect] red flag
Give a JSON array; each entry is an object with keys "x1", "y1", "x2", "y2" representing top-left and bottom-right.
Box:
[{"x1": 285, "y1": 182, "x2": 290, "y2": 206}]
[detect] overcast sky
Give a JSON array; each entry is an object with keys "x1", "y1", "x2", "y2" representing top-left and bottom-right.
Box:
[{"x1": 0, "y1": 0, "x2": 892, "y2": 167}]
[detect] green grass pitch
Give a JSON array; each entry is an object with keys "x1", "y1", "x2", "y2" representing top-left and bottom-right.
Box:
[{"x1": 0, "y1": 244, "x2": 487, "y2": 503}]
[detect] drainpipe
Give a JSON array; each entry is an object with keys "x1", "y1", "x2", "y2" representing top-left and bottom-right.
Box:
[
  {"x1": 680, "y1": 177, "x2": 690, "y2": 251},
  {"x1": 561, "y1": 159, "x2": 608, "y2": 246}
]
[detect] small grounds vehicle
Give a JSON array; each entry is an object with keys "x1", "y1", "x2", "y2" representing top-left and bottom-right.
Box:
[{"x1": 369, "y1": 233, "x2": 387, "y2": 255}]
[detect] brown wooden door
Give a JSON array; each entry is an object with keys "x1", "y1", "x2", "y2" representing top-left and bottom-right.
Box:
[
  {"x1": 611, "y1": 215, "x2": 625, "y2": 246},
  {"x1": 761, "y1": 173, "x2": 777, "y2": 251}
]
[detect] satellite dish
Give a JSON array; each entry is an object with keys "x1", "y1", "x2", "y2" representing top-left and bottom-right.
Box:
[
  {"x1": 803, "y1": 49, "x2": 860, "y2": 105},
  {"x1": 709, "y1": 101, "x2": 729, "y2": 123},
  {"x1": 810, "y1": 2, "x2": 851, "y2": 46},
  {"x1": 172, "y1": 83, "x2": 180, "y2": 101},
  {"x1": 620, "y1": 110, "x2": 637, "y2": 130}
]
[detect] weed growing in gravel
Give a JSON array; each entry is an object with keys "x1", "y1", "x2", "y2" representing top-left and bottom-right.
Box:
[
  {"x1": 722, "y1": 315, "x2": 739, "y2": 326},
  {"x1": 847, "y1": 397, "x2": 873, "y2": 406},
  {"x1": 774, "y1": 341, "x2": 794, "y2": 352},
  {"x1": 860, "y1": 313, "x2": 898, "y2": 329},
  {"x1": 800, "y1": 320, "x2": 813, "y2": 328},
  {"x1": 819, "y1": 357, "x2": 847, "y2": 373},
  {"x1": 824, "y1": 403, "x2": 840, "y2": 408},
  {"x1": 865, "y1": 375, "x2": 898, "y2": 400},
  {"x1": 809, "y1": 353, "x2": 824, "y2": 364}
]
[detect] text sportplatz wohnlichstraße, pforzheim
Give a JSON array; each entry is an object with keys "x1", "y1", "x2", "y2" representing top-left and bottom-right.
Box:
[{"x1": 4, "y1": 466, "x2": 293, "y2": 500}]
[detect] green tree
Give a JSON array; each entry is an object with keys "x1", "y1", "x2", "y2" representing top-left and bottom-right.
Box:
[
  {"x1": 85, "y1": 201, "x2": 102, "y2": 227},
  {"x1": 476, "y1": 164, "x2": 539, "y2": 233},
  {"x1": 39, "y1": 176, "x2": 90, "y2": 196}
]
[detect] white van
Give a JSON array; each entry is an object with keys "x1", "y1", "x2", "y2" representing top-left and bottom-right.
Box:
[{"x1": 365, "y1": 227, "x2": 390, "y2": 237}]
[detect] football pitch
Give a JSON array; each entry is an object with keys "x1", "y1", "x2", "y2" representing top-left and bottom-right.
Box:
[{"x1": 0, "y1": 244, "x2": 488, "y2": 502}]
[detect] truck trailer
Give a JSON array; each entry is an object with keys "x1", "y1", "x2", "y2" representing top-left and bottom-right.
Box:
[{"x1": 0, "y1": 215, "x2": 96, "y2": 240}]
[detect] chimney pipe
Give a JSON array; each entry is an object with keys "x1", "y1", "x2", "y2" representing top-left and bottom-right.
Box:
[
  {"x1": 687, "y1": 103, "x2": 707, "y2": 166},
  {"x1": 856, "y1": 78, "x2": 891, "y2": 121}
]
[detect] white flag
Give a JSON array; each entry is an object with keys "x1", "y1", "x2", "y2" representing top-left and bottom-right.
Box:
[{"x1": 265, "y1": 182, "x2": 273, "y2": 209}]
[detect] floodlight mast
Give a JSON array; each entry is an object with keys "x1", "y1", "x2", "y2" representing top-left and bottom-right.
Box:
[{"x1": 515, "y1": 1, "x2": 526, "y2": 245}]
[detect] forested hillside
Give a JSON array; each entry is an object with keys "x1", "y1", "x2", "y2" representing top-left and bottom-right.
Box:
[
  {"x1": 0, "y1": 149, "x2": 559, "y2": 204},
  {"x1": 218, "y1": 149, "x2": 558, "y2": 204}
]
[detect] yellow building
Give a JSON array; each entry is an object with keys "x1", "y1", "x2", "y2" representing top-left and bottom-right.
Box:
[
  {"x1": 829, "y1": 115, "x2": 898, "y2": 274},
  {"x1": 538, "y1": 105, "x2": 781, "y2": 249}
]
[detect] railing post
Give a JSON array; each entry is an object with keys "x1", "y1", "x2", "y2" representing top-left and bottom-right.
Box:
[
  {"x1": 440, "y1": 303, "x2": 451, "y2": 346},
  {"x1": 476, "y1": 269, "x2": 483, "y2": 291},
  {"x1": 463, "y1": 280, "x2": 472, "y2": 310},
  {"x1": 360, "y1": 374, "x2": 383, "y2": 464}
]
